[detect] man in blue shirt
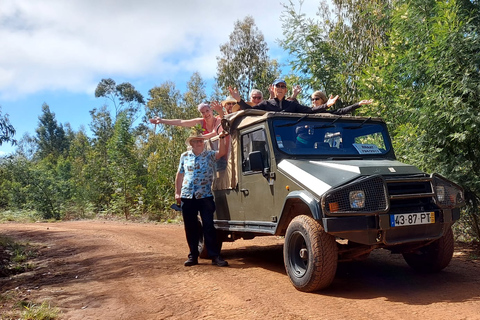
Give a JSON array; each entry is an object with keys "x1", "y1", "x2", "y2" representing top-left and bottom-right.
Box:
[{"x1": 175, "y1": 128, "x2": 229, "y2": 267}]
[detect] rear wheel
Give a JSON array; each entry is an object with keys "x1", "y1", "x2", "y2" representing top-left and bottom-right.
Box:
[
  {"x1": 284, "y1": 215, "x2": 338, "y2": 292},
  {"x1": 197, "y1": 218, "x2": 223, "y2": 259},
  {"x1": 402, "y1": 226, "x2": 454, "y2": 273}
]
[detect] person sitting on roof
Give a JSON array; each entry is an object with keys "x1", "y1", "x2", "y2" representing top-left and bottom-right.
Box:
[{"x1": 228, "y1": 79, "x2": 372, "y2": 115}]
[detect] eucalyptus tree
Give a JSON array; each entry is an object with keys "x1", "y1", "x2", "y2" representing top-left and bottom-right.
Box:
[
  {"x1": 280, "y1": 0, "x2": 390, "y2": 104},
  {"x1": 216, "y1": 16, "x2": 280, "y2": 99},
  {"x1": 95, "y1": 78, "x2": 145, "y2": 121},
  {"x1": 0, "y1": 107, "x2": 16, "y2": 146}
]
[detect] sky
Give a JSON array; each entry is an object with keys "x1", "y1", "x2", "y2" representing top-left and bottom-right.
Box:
[{"x1": 0, "y1": 0, "x2": 321, "y2": 156}]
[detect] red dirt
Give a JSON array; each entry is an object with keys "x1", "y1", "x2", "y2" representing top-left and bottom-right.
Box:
[{"x1": 1, "y1": 220, "x2": 480, "y2": 320}]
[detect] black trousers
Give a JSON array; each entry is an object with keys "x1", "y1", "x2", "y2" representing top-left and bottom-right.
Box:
[{"x1": 181, "y1": 196, "x2": 219, "y2": 259}]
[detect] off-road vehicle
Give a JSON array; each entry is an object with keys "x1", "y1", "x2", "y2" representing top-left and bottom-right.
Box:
[{"x1": 204, "y1": 109, "x2": 464, "y2": 292}]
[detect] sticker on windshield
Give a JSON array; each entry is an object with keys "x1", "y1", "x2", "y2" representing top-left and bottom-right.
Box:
[
  {"x1": 276, "y1": 135, "x2": 284, "y2": 148},
  {"x1": 353, "y1": 143, "x2": 382, "y2": 154}
]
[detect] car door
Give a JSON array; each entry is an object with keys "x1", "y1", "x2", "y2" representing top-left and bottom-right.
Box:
[{"x1": 239, "y1": 126, "x2": 276, "y2": 223}]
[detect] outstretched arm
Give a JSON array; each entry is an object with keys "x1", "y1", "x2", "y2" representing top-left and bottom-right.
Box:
[{"x1": 149, "y1": 117, "x2": 202, "y2": 127}]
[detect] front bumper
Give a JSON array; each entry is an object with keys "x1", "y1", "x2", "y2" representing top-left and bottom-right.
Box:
[{"x1": 322, "y1": 208, "x2": 460, "y2": 245}]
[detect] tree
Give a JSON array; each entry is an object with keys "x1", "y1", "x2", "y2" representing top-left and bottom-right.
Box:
[
  {"x1": 183, "y1": 72, "x2": 207, "y2": 118},
  {"x1": 280, "y1": 0, "x2": 390, "y2": 104},
  {"x1": 0, "y1": 107, "x2": 16, "y2": 146},
  {"x1": 35, "y1": 103, "x2": 69, "y2": 160},
  {"x1": 95, "y1": 78, "x2": 145, "y2": 120},
  {"x1": 360, "y1": 0, "x2": 480, "y2": 239},
  {"x1": 216, "y1": 16, "x2": 280, "y2": 99},
  {"x1": 107, "y1": 112, "x2": 142, "y2": 218}
]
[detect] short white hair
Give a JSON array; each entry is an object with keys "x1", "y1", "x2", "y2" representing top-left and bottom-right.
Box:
[{"x1": 249, "y1": 89, "x2": 263, "y2": 98}]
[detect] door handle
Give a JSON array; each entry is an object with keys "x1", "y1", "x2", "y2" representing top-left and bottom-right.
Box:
[{"x1": 240, "y1": 189, "x2": 249, "y2": 196}]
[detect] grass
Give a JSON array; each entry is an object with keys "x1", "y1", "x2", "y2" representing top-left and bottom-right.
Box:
[
  {"x1": 0, "y1": 209, "x2": 43, "y2": 223},
  {"x1": 20, "y1": 301, "x2": 60, "y2": 320},
  {"x1": 1, "y1": 236, "x2": 60, "y2": 320}
]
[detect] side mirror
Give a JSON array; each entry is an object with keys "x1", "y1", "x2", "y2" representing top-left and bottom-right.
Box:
[{"x1": 249, "y1": 151, "x2": 264, "y2": 172}]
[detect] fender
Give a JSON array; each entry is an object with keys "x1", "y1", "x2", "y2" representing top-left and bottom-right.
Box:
[{"x1": 275, "y1": 190, "x2": 322, "y2": 235}]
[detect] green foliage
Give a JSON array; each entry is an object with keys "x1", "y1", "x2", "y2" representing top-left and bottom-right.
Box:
[
  {"x1": 107, "y1": 112, "x2": 145, "y2": 218},
  {"x1": 280, "y1": 0, "x2": 390, "y2": 104},
  {"x1": 282, "y1": 0, "x2": 480, "y2": 239},
  {"x1": 35, "y1": 104, "x2": 69, "y2": 160},
  {"x1": 216, "y1": 16, "x2": 280, "y2": 99},
  {"x1": 95, "y1": 78, "x2": 145, "y2": 121},
  {"x1": 21, "y1": 301, "x2": 60, "y2": 320},
  {"x1": 0, "y1": 106, "x2": 17, "y2": 146}
]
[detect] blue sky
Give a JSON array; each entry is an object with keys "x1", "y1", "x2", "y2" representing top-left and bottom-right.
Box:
[{"x1": 0, "y1": 0, "x2": 320, "y2": 155}]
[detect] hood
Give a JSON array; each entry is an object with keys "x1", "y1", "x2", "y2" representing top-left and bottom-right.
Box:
[{"x1": 277, "y1": 159, "x2": 424, "y2": 197}]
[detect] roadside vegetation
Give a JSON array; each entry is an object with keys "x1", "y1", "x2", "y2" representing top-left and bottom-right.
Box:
[
  {"x1": 1, "y1": 1, "x2": 479, "y2": 242},
  {"x1": 0, "y1": 235, "x2": 60, "y2": 319}
]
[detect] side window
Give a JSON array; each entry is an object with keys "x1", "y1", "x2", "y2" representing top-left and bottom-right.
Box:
[{"x1": 241, "y1": 129, "x2": 270, "y2": 173}]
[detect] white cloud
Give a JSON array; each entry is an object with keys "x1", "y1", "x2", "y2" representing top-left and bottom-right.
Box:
[{"x1": 0, "y1": 0, "x2": 321, "y2": 100}]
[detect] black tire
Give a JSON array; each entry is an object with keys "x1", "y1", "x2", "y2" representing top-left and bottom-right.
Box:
[
  {"x1": 402, "y1": 226, "x2": 454, "y2": 273},
  {"x1": 197, "y1": 218, "x2": 223, "y2": 259},
  {"x1": 284, "y1": 215, "x2": 338, "y2": 292}
]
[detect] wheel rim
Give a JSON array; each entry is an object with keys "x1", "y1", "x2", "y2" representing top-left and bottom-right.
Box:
[{"x1": 288, "y1": 231, "x2": 309, "y2": 278}]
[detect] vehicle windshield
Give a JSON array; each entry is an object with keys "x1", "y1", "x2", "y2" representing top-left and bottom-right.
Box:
[{"x1": 272, "y1": 117, "x2": 392, "y2": 156}]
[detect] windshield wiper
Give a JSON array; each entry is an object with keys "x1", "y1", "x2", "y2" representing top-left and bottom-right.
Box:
[
  {"x1": 313, "y1": 116, "x2": 341, "y2": 129},
  {"x1": 344, "y1": 117, "x2": 372, "y2": 129},
  {"x1": 276, "y1": 114, "x2": 309, "y2": 127}
]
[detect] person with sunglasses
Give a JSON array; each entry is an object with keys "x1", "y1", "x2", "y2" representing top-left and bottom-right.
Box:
[
  {"x1": 249, "y1": 89, "x2": 264, "y2": 104},
  {"x1": 229, "y1": 79, "x2": 340, "y2": 114}
]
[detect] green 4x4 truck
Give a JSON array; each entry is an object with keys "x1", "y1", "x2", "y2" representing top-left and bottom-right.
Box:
[{"x1": 203, "y1": 109, "x2": 464, "y2": 292}]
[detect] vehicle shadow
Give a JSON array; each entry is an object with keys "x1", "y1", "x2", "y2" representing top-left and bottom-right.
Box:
[{"x1": 221, "y1": 242, "x2": 480, "y2": 305}]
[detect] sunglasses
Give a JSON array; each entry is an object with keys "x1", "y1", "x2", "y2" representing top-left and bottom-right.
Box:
[
  {"x1": 275, "y1": 84, "x2": 287, "y2": 88},
  {"x1": 311, "y1": 98, "x2": 322, "y2": 101}
]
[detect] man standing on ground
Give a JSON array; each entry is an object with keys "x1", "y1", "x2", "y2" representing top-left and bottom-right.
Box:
[{"x1": 175, "y1": 127, "x2": 229, "y2": 267}]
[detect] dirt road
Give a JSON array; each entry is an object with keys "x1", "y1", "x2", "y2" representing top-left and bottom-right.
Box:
[{"x1": 1, "y1": 221, "x2": 480, "y2": 319}]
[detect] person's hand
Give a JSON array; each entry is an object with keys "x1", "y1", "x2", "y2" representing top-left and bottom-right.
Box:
[
  {"x1": 149, "y1": 116, "x2": 161, "y2": 124},
  {"x1": 211, "y1": 101, "x2": 223, "y2": 113},
  {"x1": 268, "y1": 84, "x2": 275, "y2": 99},
  {"x1": 326, "y1": 95, "x2": 340, "y2": 108},
  {"x1": 218, "y1": 131, "x2": 229, "y2": 139},
  {"x1": 175, "y1": 193, "x2": 181, "y2": 205},
  {"x1": 228, "y1": 87, "x2": 241, "y2": 102},
  {"x1": 358, "y1": 99, "x2": 373, "y2": 106},
  {"x1": 292, "y1": 85, "x2": 302, "y2": 98}
]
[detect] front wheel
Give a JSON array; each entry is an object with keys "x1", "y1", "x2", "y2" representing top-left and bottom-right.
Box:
[
  {"x1": 284, "y1": 215, "x2": 338, "y2": 292},
  {"x1": 402, "y1": 226, "x2": 454, "y2": 273}
]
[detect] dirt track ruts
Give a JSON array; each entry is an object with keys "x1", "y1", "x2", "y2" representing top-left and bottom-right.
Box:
[{"x1": 1, "y1": 220, "x2": 480, "y2": 320}]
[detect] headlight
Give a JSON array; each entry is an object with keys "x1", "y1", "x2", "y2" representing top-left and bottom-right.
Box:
[
  {"x1": 435, "y1": 186, "x2": 445, "y2": 202},
  {"x1": 322, "y1": 175, "x2": 388, "y2": 215},
  {"x1": 349, "y1": 190, "x2": 365, "y2": 209},
  {"x1": 432, "y1": 174, "x2": 465, "y2": 208}
]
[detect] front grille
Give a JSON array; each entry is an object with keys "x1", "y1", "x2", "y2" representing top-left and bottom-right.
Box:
[{"x1": 385, "y1": 175, "x2": 437, "y2": 213}]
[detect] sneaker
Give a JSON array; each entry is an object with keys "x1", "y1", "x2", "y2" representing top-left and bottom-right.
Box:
[
  {"x1": 212, "y1": 256, "x2": 229, "y2": 267},
  {"x1": 184, "y1": 257, "x2": 198, "y2": 267}
]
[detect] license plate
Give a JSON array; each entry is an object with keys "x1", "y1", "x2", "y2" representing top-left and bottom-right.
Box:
[{"x1": 390, "y1": 212, "x2": 435, "y2": 227}]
